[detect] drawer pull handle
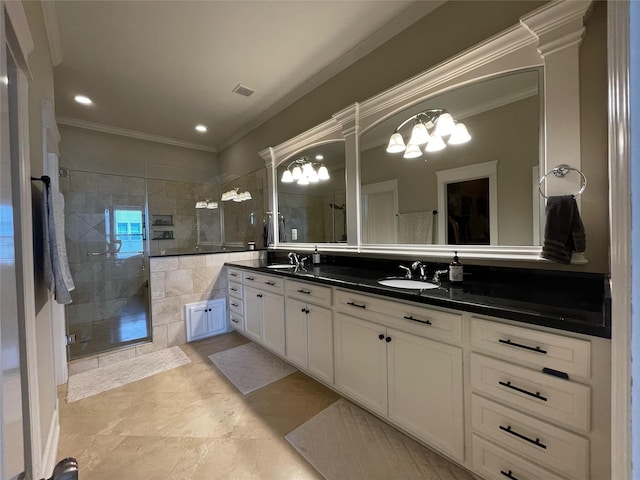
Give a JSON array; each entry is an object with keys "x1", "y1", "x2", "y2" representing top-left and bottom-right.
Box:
[
  {"x1": 265, "y1": 281, "x2": 276, "y2": 286},
  {"x1": 231, "y1": 318, "x2": 239, "y2": 324},
  {"x1": 403, "y1": 315, "x2": 432, "y2": 325},
  {"x1": 297, "y1": 289, "x2": 311, "y2": 295},
  {"x1": 499, "y1": 425, "x2": 547, "y2": 449},
  {"x1": 347, "y1": 301, "x2": 366, "y2": 309},
  {"x1": 500, "y1": 470, "x2": 519, "y2": 480},
  {"x1": 230, "y1": 288, "x2": 238, "y2": 292},
  {"x1": 246, "y1": 276, "x2": 255, "y2": 281},
  {"x1": 257, "y1": 294, "x2": 263, "y2": 298},
  {"x1": 498, "y1": 381, "x2": 548, "y2": 402},
  {"x1": 499, "y1": 338, "x2": 547, "y2": 354},
  {"x1": 231, "y1": 303, "x2": 239, "y2": 307},
  {"x1": 230, "y1": 273, "x2": 238, "y2": 277}
]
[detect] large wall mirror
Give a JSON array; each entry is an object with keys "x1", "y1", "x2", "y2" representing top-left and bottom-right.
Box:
[
  {"x1": 275, "y1": 141, "x2": 346, "y2": 244},
  {"x1": 359, "y1": 69, "x2": 542, "y2": 247}
]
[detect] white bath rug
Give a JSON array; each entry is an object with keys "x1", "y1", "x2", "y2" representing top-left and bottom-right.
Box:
[
  {"x1": 208, "y1": 342, "x2": 297, "y2": 394},
  {"x1": 286, "y1": 398, "x2": 474, "y2": 480},
  {"x1": 67, "y1": 346, "x2": 191, "y2": 402}
]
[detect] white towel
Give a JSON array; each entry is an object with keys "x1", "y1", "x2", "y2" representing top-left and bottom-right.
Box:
[
  {"x1": 397, "y1": 211, "x2": 434, "y2": 244},
  {"x1": 44, "y1": 186, "x2": 75, "y2": 304}
]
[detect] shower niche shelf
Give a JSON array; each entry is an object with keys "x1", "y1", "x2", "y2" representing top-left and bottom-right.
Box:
[{"x1": 152, "y1": 214, "x2": 174, "y2": 226}]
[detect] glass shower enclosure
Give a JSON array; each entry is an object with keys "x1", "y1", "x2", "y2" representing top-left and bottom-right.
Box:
[{"x1": 61, "y1": 170, "x2": 150, "y2": 359}]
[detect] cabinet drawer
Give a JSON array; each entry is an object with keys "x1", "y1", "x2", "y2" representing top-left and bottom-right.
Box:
[
  {"x1": 229, "y1": 313, "x2": 244, "y2": 331},
  {"x1": 228, "y1": 281, "x2": 243, "y2": 299},
  {"x1": 472, "y1": 435, "x2": 566, "y2": 480},
  {"x1": 286, "y1": 279, "x2": 332, "y2": 306},
  {"x1": 471, "y1": 394, "x2": 588, "y2": 480},
  {"x1": 470, "y1": 353, "x2": 590, "y2": 432},
  {"x1": 227, "y1": 268, "x2": 243, "y2": 282},
  {"x1": 471, "y1": 317, "x2": 591, "y2": 381},
  {"x1": 242, "y1": 271, "x2": 284, "y2": 294},
  {"x1": 229, "y1": 297, "x2": 244, "y2": 316},
  {"x1": 335, "y1": 289, "x2": 462, "y2": 344}
]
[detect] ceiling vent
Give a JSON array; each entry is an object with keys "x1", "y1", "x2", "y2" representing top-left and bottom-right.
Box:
[{"x1": 232, "y1": 83, "x2": 255, "y2": 97}]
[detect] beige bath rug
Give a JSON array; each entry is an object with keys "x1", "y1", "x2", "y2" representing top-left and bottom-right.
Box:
[
  {"x1": 67, "y1": 346, "x2": 191, "y2": 402},
  {"x1": 285, "y1": 398, "x2": 474, "y2": 480},
  {"x1": 208, "y1": 342, "x2": 297, "y2": 394}
]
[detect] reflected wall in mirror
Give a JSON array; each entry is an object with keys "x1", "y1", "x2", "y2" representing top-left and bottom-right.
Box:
[
  {"x1": 221, "y1": 168, "x2": 267, "y2": 247},
  {"x1": 359, "y1": 69, "x2": 541, "y2": 246},
  {"x1": 276, "y1": 142, "x2": 346, "y2": 243}
]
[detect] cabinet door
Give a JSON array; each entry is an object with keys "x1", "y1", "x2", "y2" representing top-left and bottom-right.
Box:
[
  {"x1": 387, "y1": 328, "x2": 464, "y2": 461},
  {"x1": 207, "y1": 300, "x2": 227, "y2": 335},
  {"x1": 307, "y1": 304, "x2": 333, "y2": 384},
  {"x1": 262, "y1": 291, "x2": 285, "y2": 355},
  {"x1": 285, "y1": 297, "x2": 308, "y2": 369},
  {"x1": 244, "y1": 285, "x2": 263, "y2": 343},
  {"x1": 334, "y1": 313, "x2": 388, "y2": 416},
  {"x1": 187, "y1": 303, "x2": 209, "y2": 341}
]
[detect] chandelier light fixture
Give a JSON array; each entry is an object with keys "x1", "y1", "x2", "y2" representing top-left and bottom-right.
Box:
[
  {"x1": 195, "y1": 199, "x2": 219, "y2": 209},
  {"x1": 386, "y1": 109, "x2": 471, "y2": 159},
  {"x1": 280, "y1": 156, "x2": 330, "y2": 185},
  {"x1": 221, "y1": 188, "x2": 252, "y2": 202}
]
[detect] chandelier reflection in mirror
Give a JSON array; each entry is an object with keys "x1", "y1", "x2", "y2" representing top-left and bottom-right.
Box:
[
  {"x1": 386, "y1": 109, "x2": 471, "y2": 159},
  {"x1": 195, "y1": 199, "x2": 219, "y2": 209},
  {"x1": 280, "y1": 156, "x2": 330, "y2": 185},
  {"x1": 221, "y1": 188, "x2": 252, "y2": 202}
]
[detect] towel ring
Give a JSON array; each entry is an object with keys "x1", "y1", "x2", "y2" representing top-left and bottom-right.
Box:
[{"x1": 538, "y1": 164, "x2": 587, "y2": 199}]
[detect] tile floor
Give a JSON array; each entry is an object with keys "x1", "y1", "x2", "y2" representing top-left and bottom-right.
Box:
[
  {"x1": 57, "y1": 332, "x2": 470, "y2": 479},
  {"x1": 57, "y1": 332, "x2": 338, "y2": 479}
]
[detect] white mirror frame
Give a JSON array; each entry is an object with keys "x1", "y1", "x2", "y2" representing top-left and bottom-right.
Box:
[{"x1": 263, "y1": 0, "x2": 592, "y2": 263}]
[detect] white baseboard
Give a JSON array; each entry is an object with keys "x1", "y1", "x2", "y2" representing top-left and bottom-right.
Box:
[{"x1": 41, "y1": 400, "x2": 60, "y2": 478}]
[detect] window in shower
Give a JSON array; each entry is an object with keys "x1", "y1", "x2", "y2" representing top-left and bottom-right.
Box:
[{"x1": 113, "y1": 207, "x2": 144, "y2": 256}]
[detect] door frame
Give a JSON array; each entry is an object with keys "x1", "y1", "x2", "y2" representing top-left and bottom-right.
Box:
[{"x1": 361, "y1": 179, "x2": 398, "y2": 244}]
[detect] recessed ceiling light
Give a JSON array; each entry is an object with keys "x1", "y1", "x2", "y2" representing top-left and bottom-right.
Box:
[
  {"x1": 74, "y1": 95, "x2": 93, "y2": 105},
  {"x1": 195, "y1": 125, "x2": 207, "y2": 133},
  {"x1": 315, "y1": 154, "x2": 324, "y2": 160}
]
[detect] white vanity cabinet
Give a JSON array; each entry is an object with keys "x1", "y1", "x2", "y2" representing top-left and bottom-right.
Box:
[
  {"x1": 227, "y1": 268, "x2": 244, "y2": 332},
  {"x1": 468, "y1": 316, "x2": 604, "y2": 480},
  {"x1": 242, "y1": 272, "x2": 285, "y2": 355},
  {"x1": 186, "y1": 299, "x2": 226, "y2": 341},
  {"x1": 334, "y1": 289, "x2": 465, "y2": 462},
  {"x1": 284, "y1": 280, "x2": 333, "y2": 384}
]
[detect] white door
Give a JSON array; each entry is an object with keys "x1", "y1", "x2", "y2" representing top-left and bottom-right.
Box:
[
  {"x1": 0, "y1": 17, "x2": 25, "y2": 478},
  {"x1": 307, "y1": 304, "x2": 333, "y2": 384},
  {"x1": 243, "y1": 286, "x2": 262, "y2": 342},
  {"x1": 262, "y1": 292, "x2": 285, "y2": 355},
  {"x1": 334, "y1": 313, "x2": 388, "y2": 416},
  {"x1": 387, "y1": 328, "x2": 464, "y2": 461},
  {"x1": 285, "y1": 298, "x2": 308, "y2": 369},
  {"x1": 362, "y1": 180, "x2": 398, "y2": 243}
]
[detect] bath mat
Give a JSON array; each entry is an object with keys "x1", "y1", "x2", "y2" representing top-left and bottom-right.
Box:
[
  {"x1": 285, "y1": 398, "x2": 474, "y2": 480},
  {"x1": 208, "y1": 342, "x2": 297, "y2": 394},
  {"x1": 67, "y1": 346, "x2": 191, "y2": 402}
]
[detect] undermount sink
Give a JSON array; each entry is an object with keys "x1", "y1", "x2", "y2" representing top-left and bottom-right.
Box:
[
  {"x1": 266, "y1": 264, "x2": 295, "y2": 269},
  {"x1": 377, "y1": 278, "x2": 439, "y2": 290}
]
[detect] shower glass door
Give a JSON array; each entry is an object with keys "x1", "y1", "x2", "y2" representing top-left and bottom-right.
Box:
[{"x1": 61, "y1": 170, "x2": 150, "y2": 360}]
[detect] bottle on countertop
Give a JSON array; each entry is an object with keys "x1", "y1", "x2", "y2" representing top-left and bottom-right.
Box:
[
  {"x1": 449, "y1": 251, "x2": 464, "y2": 283},
  {"x1": 312, "y1": 246, "x2": 321, "y2": 265}
]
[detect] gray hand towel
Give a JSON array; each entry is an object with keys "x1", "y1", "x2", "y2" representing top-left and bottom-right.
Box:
[{"x1": 541, "y1": 195, "x2": 586, "y2": 264}]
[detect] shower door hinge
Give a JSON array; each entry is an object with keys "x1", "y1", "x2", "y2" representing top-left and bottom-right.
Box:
[{"x1": 65, "y1": 333, "x2": 77, "y2": 345}]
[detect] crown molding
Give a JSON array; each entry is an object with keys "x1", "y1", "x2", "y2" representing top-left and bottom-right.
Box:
[
  {"x1": 269, "y1": 117, "x2": 343, "y2": 167},
  {"x1": 217, "y1": 0, "x2": 445, "y2": 152},
  {"x1": 56, "y1": 116, "x2": 218, "y2": 153},
  {"x1": 41, "y1": 1, "x2": 63, "y2": 66}
]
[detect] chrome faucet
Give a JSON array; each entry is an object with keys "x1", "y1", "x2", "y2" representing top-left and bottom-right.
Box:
[
  {"x1": 398, "y1": 265, "x2": 412, "y2": 279},
  {"x1": 432, "y1": 269, "x2": 449, "y2": 284},
  {"x1": 411, "y1": 261, "x2": 427, "y2": 281},
  {"x1": 288, "y1": 252, "x2": 300, "y2": 266}
]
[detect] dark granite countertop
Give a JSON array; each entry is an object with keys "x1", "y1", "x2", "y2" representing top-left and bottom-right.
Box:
[{"x1": 225, "y1": 257, "x2": 611, "y2": 339}]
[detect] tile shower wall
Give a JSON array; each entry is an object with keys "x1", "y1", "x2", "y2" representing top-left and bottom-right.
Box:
[
  {"x1": 147, "y1": 179, "x2": 221, "y2": 255},
  {"x1": 67, "y1": 250, "x2": 263, "y2": 374}
]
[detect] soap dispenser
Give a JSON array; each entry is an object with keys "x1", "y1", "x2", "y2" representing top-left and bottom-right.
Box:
[
  {"x1": 312, "y1": 246, "x2": 321, "y2": 265},
  {"x1": 449, "y1": 251, "x2": 463, "y2": 284}
]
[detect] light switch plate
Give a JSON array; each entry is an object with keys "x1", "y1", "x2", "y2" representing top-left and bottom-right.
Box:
[{"x1": 292, "y1": 229, "x2": 298, "y2": 240}]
